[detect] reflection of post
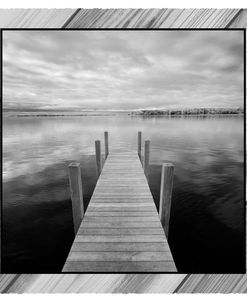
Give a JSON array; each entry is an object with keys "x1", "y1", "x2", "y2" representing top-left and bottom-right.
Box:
[
  {"x1": 138, "y1": 131, "x2": 142, "y2": 161},
  {"x1": 159, "y1": 163, "x2": 174, "y2": 239},
  {"x1": 104, "y1": 131, "x2": 109, "y2": 159},
  {"x1": 95, "y1": 140, "x2": 102, "y2": 178},
  {"x1": 68, "y1": 162, "x2": 84, "y2": 234},
  {"x1": 144, "y1": 140, "x2": 150, "y2": 178}
]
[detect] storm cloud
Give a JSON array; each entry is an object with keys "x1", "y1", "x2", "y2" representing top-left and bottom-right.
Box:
[{"x1": 3, "y1": 30, "x2": 244, "y2": 111}]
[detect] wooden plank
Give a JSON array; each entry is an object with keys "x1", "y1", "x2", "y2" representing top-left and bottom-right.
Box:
[
  {"x1": 91, "y1": 195, "x2": 154, "y2": 199},
  {"x1": 90, "y1": 198, "x2": 154, "y2": 203},
  {"x1": 71, "y1": 242, "x2": 170, "y2": 252},
  {"x1": 96, "y1": 182, "x2": 148, "y2": 185},
  {"x1": 63, "y1": 261, "x2": 177, "y2": 272},
  {"x1": 88, "y1": 202, "x2": 153, "y2": 207},
  {"x1": 100, "y1": 173, "x2": 145, "y2": 177},
  {"x1": 79, "y1": 222, "x2": 162, "y2": 228},
  {"x1": 91, "y1": 193, "x2": 152, "y2": 197},
  {"x1": 85, "y1": 211, "x2": 158, "y2": 217},
  {"x1": 74, "y1": 235, "x2": 166, "y2": 243},
  {"x1": 103, "y1": 166, "x2": 143, "y2": 169},
  {"x1": 86, "y1": 207, "x2": 156, "y2": 212},
  {"x1": 78, "y1": 228, "x2": 164, "y2": 235},
  {"x1": 91, "y1": 189, "x2": 152, "y2": 194},
  {"x1": 83, "y1": 216, "x2": 158, "y2": 223},
  {"x1": 67, "y1": 251, "x2": 173, "y2": 261},
  {"x1": 95, "y1": 183, "x2": 151, "y2": 188}
]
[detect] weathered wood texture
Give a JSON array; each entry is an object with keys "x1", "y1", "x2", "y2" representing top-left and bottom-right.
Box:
[
  {"x1": 95, "y1": 140, "x2": 102, "y2": 178},
  {"x1": 0, "y1": 9, "x2": 77, "y2": 28},
  {"x1": 65, "y1": 9, "x2": 240, "y2": 28},
  {"x1": 68, "y1": 163, "x2": 84, "y2": 234},
  {"x1": 138, "y1": 131, "x2": 142, "y2": 160},
  {"x1": 0, "y1": 9, "x2": 241, "y2": 29},
  {"x1": 0, "y1": 7, "x2": 246, "y2": 294},
  {"x1": 227, "y1": 9, "x2": 247, "y2": 28},
  {"x1": 0, "y1": 274, "x2": 185, "y2": 293},
  {"x1": 176, "y1": 274, "x2": 247, "y2": 293},
  {"x1": 63, "y1": 151, "x2": 176, "y2": 272},
  {"x1": 144, "y1": 140, "x2": 150, "y2": 178},
  {"x1": 159, "y1": 163, "x2": 174, "y2": 238},
  {"x1": 104, "y1": 131, "x2": 109, "y2": 159}
]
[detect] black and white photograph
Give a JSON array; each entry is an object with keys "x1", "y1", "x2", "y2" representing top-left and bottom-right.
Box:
[{"x1": 2, "y1": 29, "x2": 245, "y2": 274}]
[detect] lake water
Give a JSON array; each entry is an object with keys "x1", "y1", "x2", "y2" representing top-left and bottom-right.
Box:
[{"x1": 2, "y1": 115, "x2": 245, "y2": 273}]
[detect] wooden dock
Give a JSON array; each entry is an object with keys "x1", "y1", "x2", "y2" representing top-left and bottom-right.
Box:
[{"x1": 63, "y1": 147, "x2": 177, "y2": 272}]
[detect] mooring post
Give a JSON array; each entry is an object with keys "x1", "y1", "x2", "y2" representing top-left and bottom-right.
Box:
[
  {"x1": 68, "y1": 162, "x2": 84, "y2": 235},
  {"x1": 138, "y1": 131, "x2": 142, "y2": 161},
  {"x1": 104, "y1": 131, "x2": 109, "y2": 159},
  {"x1": 95, "y1": 140, "x2": 102, "y2": 178},
  {"x1": 144, "y1": 140, "x2": 150, "y2": 178},
  {"x1": 159, "y1": 163, "x2": 174, "y2": 239}
]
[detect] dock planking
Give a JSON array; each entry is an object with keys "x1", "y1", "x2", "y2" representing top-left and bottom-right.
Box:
[{"x1": 63, "y1": 151, "x2": 176, "y2": 272}]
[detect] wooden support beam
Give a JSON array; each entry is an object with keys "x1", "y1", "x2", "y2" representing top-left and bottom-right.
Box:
[
  {"x1": 144, "y1": 140, "x2": 150, "y2": 178},
  {"x1": 95, "y1": 140, "x2": 102, "y2": 178},
  {"x1": 104, "y1": 131, "x2": 109, "y2": 159},
  {"x1": 138, "y1": 131, "x2": 142, "y2": 161},
  {"x1": 68, "y1": 162, "x2": 84, "y2": 234},
  {"x1": 159, "y1": 163, "x2": 174, "y2": 239}
]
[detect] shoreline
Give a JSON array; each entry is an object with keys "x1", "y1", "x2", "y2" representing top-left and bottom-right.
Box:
[
  {"x1": 8, "y1": 113, "x2": 244, "y2": 117},
  {"x1": 131, "y1": 113, "x2": 244, "y2": 116}
]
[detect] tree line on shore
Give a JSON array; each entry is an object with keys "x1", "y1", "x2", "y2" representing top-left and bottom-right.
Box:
[{"x1": 133, "y1": 108, "x2": 244, "y2": 116}]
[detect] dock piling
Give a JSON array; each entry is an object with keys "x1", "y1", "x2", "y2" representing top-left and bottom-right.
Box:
[
  {"x1": 144, "y1": 140, "x2": 150, "y2": 178},
  {"x1": 104, "y1": 131, "x2": 109, "y2": 159},
  {"x1": 138, "y1": 131, "x2": 142, "y2": 160},
  {"x1": 68, "y1": 162, "x2": 84, "y2": 234},
  {"x1": 95, "y1": 140, "x2": 102, "y2": 177},
  {"x1": 159, "y1": 163, "x2": 174, "y2": 238}
]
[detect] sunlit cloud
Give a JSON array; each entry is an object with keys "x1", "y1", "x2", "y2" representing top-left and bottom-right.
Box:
[{"x1": 3, "y1": 30, "x2": 244, "y2": 111}]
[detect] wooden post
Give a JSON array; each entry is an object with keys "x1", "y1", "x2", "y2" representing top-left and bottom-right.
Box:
[
  {"x1": 138, "y1": 131, "x2": 142, "y2": 160},
  {"x1": 95, "y1": 140, "x2": 102, "y2": 178},
  {"x1": 144, "y1": 140, "x2": 150, "y2": 178},
  {"x1": 68, "y1": 162, "x2": 84, "y2": 234},
  {"x1": 104, "y1": 131, "x2": 109, "y2": 159},
  {"x1": 159, "y1": 163, "x2": 174, "y2": 239}
]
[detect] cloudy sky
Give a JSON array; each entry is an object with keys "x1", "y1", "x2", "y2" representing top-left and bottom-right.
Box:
[{"x1": 3, "y1": 30, "x2": 244, "y2": 112}]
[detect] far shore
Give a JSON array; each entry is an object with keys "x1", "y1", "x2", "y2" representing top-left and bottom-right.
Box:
[
  {"x1": 14, "y1": 113, "x2": 244, "y2": 117},
  {"x1": 14, "y1": 114, "x2": 117, "y2": 117},
  {"x1": 3, "y1": 107, "x2": 244, "y2": 118},
  {"x1": 4, "y1": 113, "x2": 244, "y2": 118}
]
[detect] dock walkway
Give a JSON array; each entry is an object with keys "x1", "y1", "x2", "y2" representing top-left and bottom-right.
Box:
[{"x1": 63, "y1": 150, "x2": 176, "y2": 272}]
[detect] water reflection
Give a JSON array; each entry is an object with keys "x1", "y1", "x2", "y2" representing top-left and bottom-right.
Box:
[{"x1": 2, "y1": 115, "x2": 244, "y2": 272}]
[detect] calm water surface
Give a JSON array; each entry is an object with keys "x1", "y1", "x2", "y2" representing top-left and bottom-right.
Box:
[{"x1": 2, "y1": 115, "x2": 245, "y2": 273}]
